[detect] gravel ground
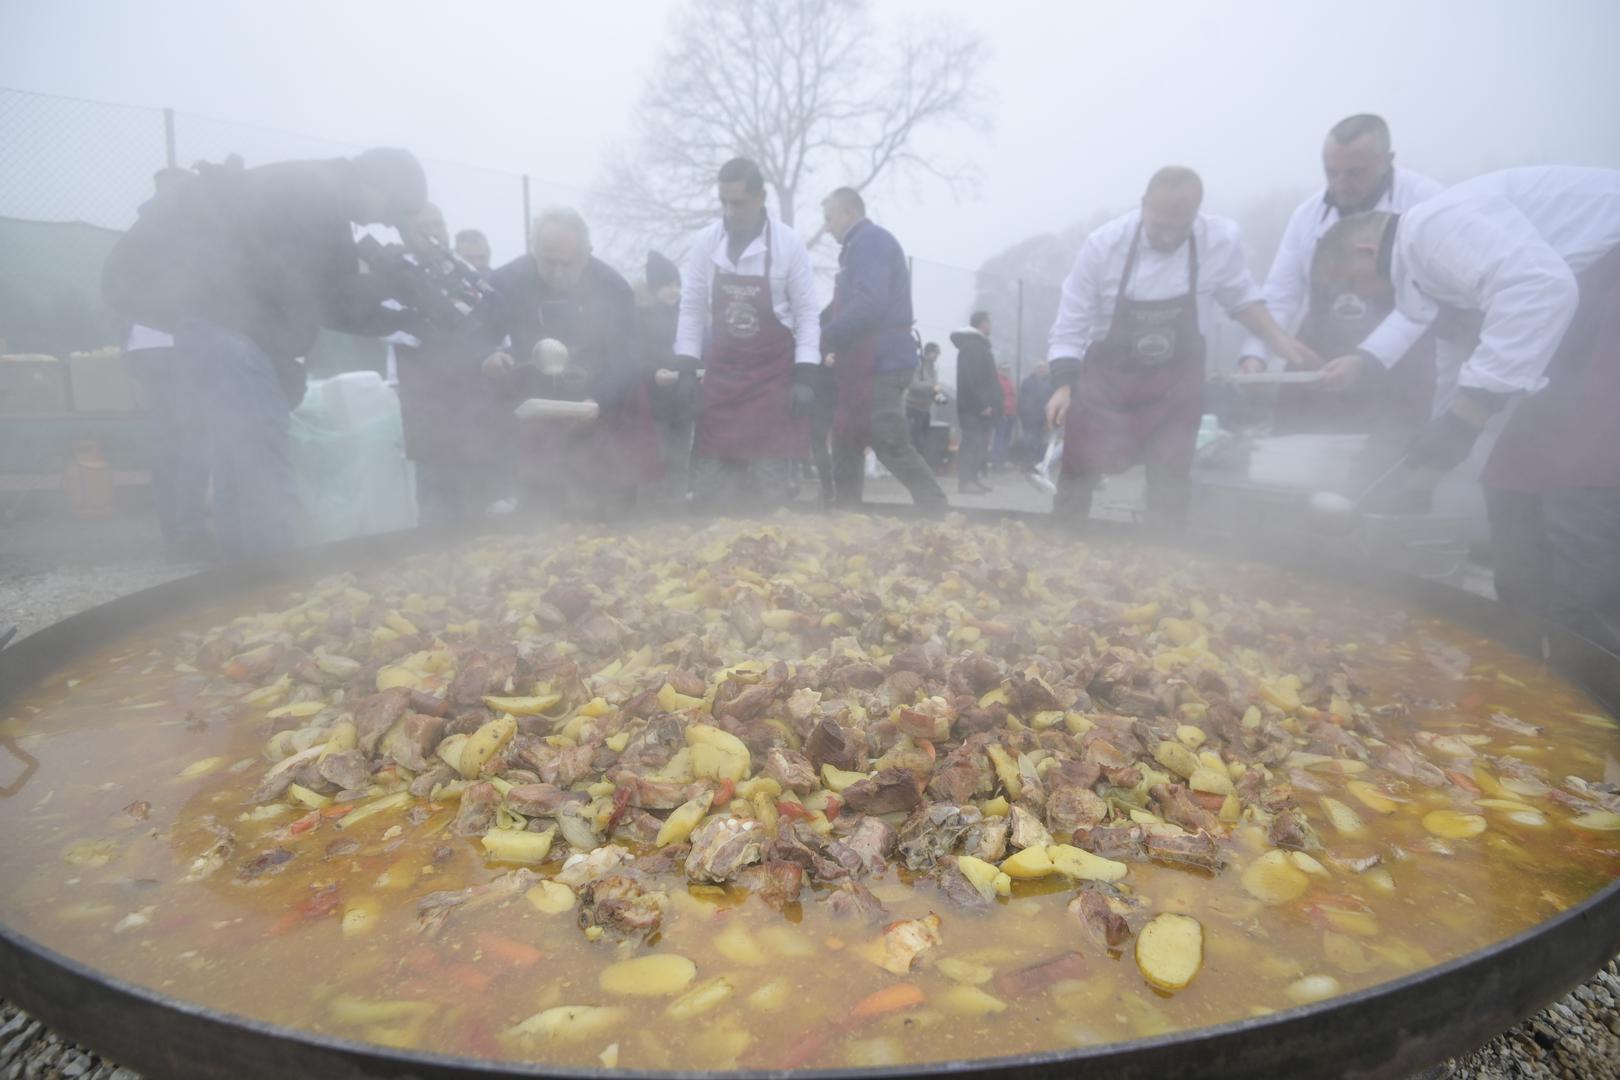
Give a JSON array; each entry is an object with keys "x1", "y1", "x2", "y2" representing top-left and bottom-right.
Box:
[{"x1": 1, "y1": 495, "x2": 1616, "y2": 1078}]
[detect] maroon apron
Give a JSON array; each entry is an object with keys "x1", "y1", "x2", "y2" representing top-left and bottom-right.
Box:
[
  {"x1": 1483, "y1": 242, "x2": 1620, "y2": 492},
  {"x1": 1063, "y1": 226, "x2": 1205, "y2": 479},
  {"x1": 693, "y1": 224, "x2": 809, "y2": 460},
  {"x1": 1276, "y1": 260, "x2": 1436, "y2": 438}
]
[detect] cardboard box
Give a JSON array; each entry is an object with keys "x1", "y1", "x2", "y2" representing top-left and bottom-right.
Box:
[
  {"x1": 67, "y1": 347, "x2": 144, "y2": 413},
  {"x1": 0, "y1": 354, "x2": 68, "y2": 413}
]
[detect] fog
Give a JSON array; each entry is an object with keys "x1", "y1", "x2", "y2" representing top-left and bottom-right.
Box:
[{"x1": 5, "y1": 0, "x2": 1619, "y2": 280}]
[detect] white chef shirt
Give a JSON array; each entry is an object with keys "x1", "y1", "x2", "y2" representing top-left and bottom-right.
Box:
[
  {"x1": 1393, "y1": 166, "x2": 1620, "y2": 395},
  {"x1": 675, "y1": 213, "x2": 822, "y2": 367},
  {"x1": 125, "y1": 324, "x2": 174, "y2": 351},
  {"x1": 1242, "y1": 165, "x2": 1443, "y2": 366},
  {"x1": 1047, "y1": 209, "x2": 1264, "y2": 363}
]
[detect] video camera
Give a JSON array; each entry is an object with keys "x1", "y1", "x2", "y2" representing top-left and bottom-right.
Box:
[{"x1": 355, "y1": 235, "x2": 494, "y2": 344}]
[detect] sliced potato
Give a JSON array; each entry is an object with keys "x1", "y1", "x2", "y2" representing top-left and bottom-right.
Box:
[
  {"x1": 687, "y1": 724, "x2": 751, "y2": 782},
  {"x1": 820, "y1": 763, "x2": 869, "y2": 793},
  {"x1": 1241, "y1": 850, "x2": 1309, "y2": 905},
  {"x1": 599, "y1": 954, "x2": 697, "y2": 996},
  {"x1": 1566, "y1": 809, "x2": 1620, "y2": 831},
  {"x1": 1285, "y1": 974, "x2": 1342, "y2": 1005},
  {"x1": 714, "y1": 921, "x2": 769, "y2": 966},
  {"x1": 480, "y1": 826, "x2": 554, "y2": 864},
  {"x1": 526, "y1": 880, "x2": 576, "y2": 915},
  {"x1": 456, "y1": 715, "x2": 517, "y2": 780},
  {"x1": 666, "y1": 976, "x2": 736, "y2": 1020},
  {"x1": 341, "y1": 899, "x2": 380, "y2": 937},
  {"x1": 656, "y1": 790, "x2": 714, "y2": 847},
  {"x1": 1000, "y1": 845, "x2": 1055, "y2": 879},
  {"x1": 512, "y1": 1005, "x2": 627, "y2": 1043},
  {"x1": 1135, "y1": 913, "x2": 1203, "y2": 991},
  {"x1": 1421, "y1": 810, "x2": 1487, "y2": 839},
  {"x1": 937, "y1": 957, "x2": 995, "y2": 985},
  {"x1": 1153, "y1": 740, "x2": 1200, "y2": 781},
  {"x1": 1345, "y1": 780, "x2": 1401, "y2": 814},
  {"x1": 1319, "y1": 796, "x2": 1367, "y2": 838},
  {"x1": 482, "y1": 693, "x2": 562, "y2": 716},
  {"x1": 1046, "y1": 844, "x2": 1128, "y2": 883},
  {"x1": 942, "y1": 983, "x2": 1009, "y2": 1016}
]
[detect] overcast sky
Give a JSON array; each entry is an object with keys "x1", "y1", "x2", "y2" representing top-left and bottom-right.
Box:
[{"x1": 4, "y1": 0, "x2": 1619, "y2": 279}]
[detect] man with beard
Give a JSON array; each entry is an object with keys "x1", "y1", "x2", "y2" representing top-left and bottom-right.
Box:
[
  {"x1": 1313, "y1": 166, "x2": 1620, "y2": 653},
  {"x1": 674, "y1": 157, "x2": 822, "y2": 510},
  {"x1": 1240, "y1": 114, "x2": 1443, "y2": 467},
  {"x1": 481, "y1": 208, "x2": 656, "y2": 513}
]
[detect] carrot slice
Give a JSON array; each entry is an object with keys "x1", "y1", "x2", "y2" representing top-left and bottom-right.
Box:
[
  {"x1": 848, "y1": 982, "x2": 925, "y2": 1020},
  {"x1": 473, "y1": 932, "x2": 544, "y2": 968}
]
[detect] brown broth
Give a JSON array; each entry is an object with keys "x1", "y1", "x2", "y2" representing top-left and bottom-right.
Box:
[{"x1": 2, "y1": 520, "x2": 1617, "y2": 1071}]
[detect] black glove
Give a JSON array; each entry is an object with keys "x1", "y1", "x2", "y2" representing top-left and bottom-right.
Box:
[
  {"x1": 790, "y1": 363, "x2": 821, "y2": 417},
  {"x1": 1406, "y1": 387, "x2": 1509, "y2": 472}
]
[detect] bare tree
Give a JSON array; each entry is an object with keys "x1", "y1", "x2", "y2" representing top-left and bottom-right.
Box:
[{"x1": 593, "y1": 0, "x2": 990, "y2": 260}]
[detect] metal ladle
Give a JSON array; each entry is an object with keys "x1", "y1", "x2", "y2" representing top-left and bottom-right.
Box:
[{"x1": 1306, "y1": 455, "x2": 1412, "y2": 535}]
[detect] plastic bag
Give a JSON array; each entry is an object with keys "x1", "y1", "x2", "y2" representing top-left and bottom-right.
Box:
[
  {"x1": 288, "y1": 371, "x2": 418, "y2": 545},
  {"x1": 1026, "y1": 434, "x2": 1062, "y2": 495}
]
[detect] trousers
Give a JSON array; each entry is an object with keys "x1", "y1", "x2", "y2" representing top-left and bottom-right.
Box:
[
  {"x1": 831, "y1": 368, "x2": 946, "y2": 508},
  {"x1": 126, "y1": 345, "x2": 210, "y2": 558},
  {"x1": 1486, "y1": 486, "x2": 1620, "y2": 656}
]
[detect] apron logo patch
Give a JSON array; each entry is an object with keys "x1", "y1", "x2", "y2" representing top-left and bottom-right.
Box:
[
  {"x1": 725, "y1": 300, "x2": 761, "y2": 339},
  {"x1": 1134, "y1": 331, "x2": 1175, "y2": 363},
  {"x1": 1331, "y1": 292, "x2": 1370, "y2": 322}
]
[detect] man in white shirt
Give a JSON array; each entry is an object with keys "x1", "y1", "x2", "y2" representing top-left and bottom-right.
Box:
[
  {"x1": 1314, "y1": 166, "x2": 1620, "y2": 652},
  {"x1": 1240, "y1": 115, "x2": 1443, "y2": 445},
  {"x1": 1044, "y1": 167, "x2": 1315, "y2": 528},
  {"x1": 675, "y1": 157, "x2": 823, "y2": 509}
]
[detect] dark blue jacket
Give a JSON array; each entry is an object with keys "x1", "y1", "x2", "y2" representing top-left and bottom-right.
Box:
[{"x1": 820, "y1": 219, "x2": 918, "y2": 374}]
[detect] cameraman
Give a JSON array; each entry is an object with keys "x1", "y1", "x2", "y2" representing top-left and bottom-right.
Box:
[{"x1": 104, "y1": 148, "x2": 428, "y2": 561}]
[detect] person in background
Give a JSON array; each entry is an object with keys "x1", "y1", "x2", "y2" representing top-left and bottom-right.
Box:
[
  {"x1": 952, "y1": 310, "x2": 999, "y2": 495},
  {"x1": 481, "y1": 208, "x2": 657, "y2": 513},
  {"x1": 818, "y1": 186, "x2": 947, "y2": 510},
  {"x1": 991, "y1": 362, "x2": 1017, "y2": 471},
  {"x1": 1045, "y1": 166, "x2": 1316, "y2": 529},
  {"x1": 124, "y1": 323, "x2": 210, "y2": 562},
  {"x1": 102, "y1": 147, "x2": 429, "y2": 561},
  {"x1": 638, "y1": 250, "x2": 696, "y2": 503},
  {"x1": 1313, "y1": 166, "x2": 1620, "y2": 653},
  {"x1": 1017, "y1": 360, "x2": 1052, "y2": 472},
  {"x1": 390, "y1": 202, "x2": 503, "y2": 525},
  {"x1": 674, "y1": 157, "x2": 822, "y2": 510},
  {"x1": 454, "y1": 229, "x2": 493, "y2": 277},
  {"x1": 906, "y1": 341, "x2": 943, "y2": 456},
  {"x1": 1240, "y1": 114, "x2": 1443, "y2": 466}
]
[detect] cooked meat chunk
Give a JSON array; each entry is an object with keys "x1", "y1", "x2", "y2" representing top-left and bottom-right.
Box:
[
  {"x1": 505, "y1": 782, "x2": 580, "y2": 818},
  {"x1": 737, "y1": 859, "x2": 804, "y2": 912},
  {"x1": 384, "y1": 713, "x2": 448, "y2": 773},
  {"x1": 237, "y1": 846, "x2": 294, "y2": 881},
  {"x1": 841, "y1": 767, "x2": 924, "y2": 815},
  {"x1": 1151, "y1": 783, "x2": 1221, "y2": 835},
  {"x1": 806, "y1": 715, "x2": 864, "y2": 772},
  {"x1": 827, "y1": 816, "x2": 897, "y2": 877},
  {"x1": 995, "y1": 952, "x2": 1087, "y2": 997},
  {"x1": 1045, "y1": 782, "x2": 1107, "y2": 838},
  {"x1": 929, "y1": 860, "x2": 993, "y2": 911},
  {"x1": 685, "y1": 816, "x2": 766, "y2": 884},
  {"x1": 877, "y1": 912, "x2": 943, "y2": 974},
  {"x1": 578, "y1": 873, "x2": 666, "y2": 940},
  {"x1": 823, "y1": 880, "x2": 888, "y2": 923},
  {"x1": 896, "y1": 803, "x2": 982, "y2": 872},
  {"x1": 451, "y1": 781, "x2": 500, "y2": 836},
  {"x1": 1007, "y1": 803, "x2": 1054, "y2": 850},
  {"x1": 1069, "y1": 890, "x2": 1133, "y2": 951},
  {"x1": 928, "y1": 736, "x2": 994, "y2": 803},
  {"x1": 1267, "y1": 807, "x2": 1320, "y2": 852},
  {"x1": 445, "y1": 650, "x2": 516, "y2": 708},
  {"x1": 1073, "y1": 824, "x2": 1145, "y2": 861},
  {"x1": 763, "y1": 747, "x2": 819, "y2": 794},
  {"x1": 769, "y1": 823, "x2": 849, "y2": 882},
  {"x1": 416, "y1": 868, "x2": 538, "y2": 936},
  {"x1": 963, "y1": 816, "x2": 1010, "y2": 862},
  {"x1": 316, "y1": 750, "x2": 372, "y2": 792},
  {"x1": 1142, "y1": 829, "x2": 1224, "y2": 872},
  {"x1": 408, "y1": 763, "x2": 456, "y2": 797}
]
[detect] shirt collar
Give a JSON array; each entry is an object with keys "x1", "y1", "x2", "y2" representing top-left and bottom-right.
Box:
[
  {"x1": 717, "y1": 214, "x2": 769, "y2": 265},
  {"x1": 1323, "y1": 168, "x2": 1397, "y2": 219}
]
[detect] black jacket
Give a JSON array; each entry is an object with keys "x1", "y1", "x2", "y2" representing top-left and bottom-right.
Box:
[
  {"x1": 484, "y1": 254, "x2": 640, "y2": 410},
  {"x1": 104, "y1": 157, "x2": 401, "y2": 364},
  {"x1": 951, "y1": 327, "x2": 1001, "y2": 422}
]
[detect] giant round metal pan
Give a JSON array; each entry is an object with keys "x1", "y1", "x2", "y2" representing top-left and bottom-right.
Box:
[{"x1": 2, "y1": 511, "x2": 1617, "y2": 1080}]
